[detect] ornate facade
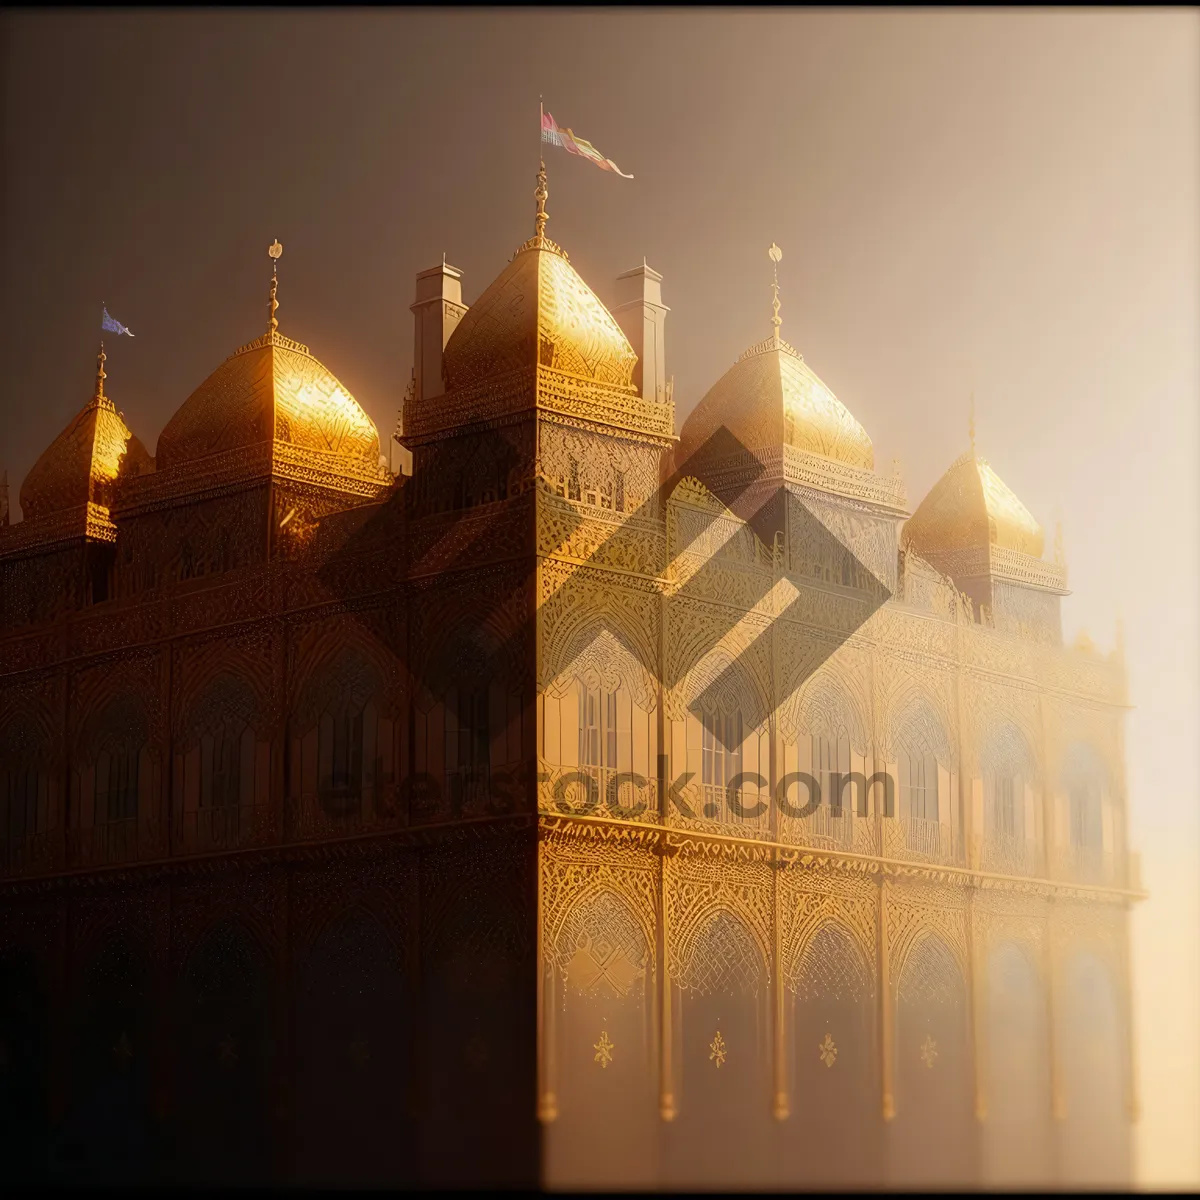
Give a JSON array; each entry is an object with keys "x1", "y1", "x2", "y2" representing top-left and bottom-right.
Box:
[{"x1": 0, "y1": 174, "x2": 1140, "y2": 1188}]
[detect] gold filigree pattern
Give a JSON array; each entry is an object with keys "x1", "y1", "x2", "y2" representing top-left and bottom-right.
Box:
[
  {"x1": 818, "y1": 1032, "x2": 838, "y2": 1067},
  {"x1": 709, "y1": 1030, "x2": 728, "y2": 1068},
  {"x1": 593, "y1": 1029, "x2": 614, "y2": 1069},
  {"x1": 920, "y1": 1033, "x2": 938, "y2": 1068}
]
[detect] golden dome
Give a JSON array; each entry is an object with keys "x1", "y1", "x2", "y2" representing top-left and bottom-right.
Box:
[
  {"x1": 903, "y1": 451, "x2": 1043, "y2": 558},
  {"x1": 680, "y1": 335, "x2": 873, "y2": 470},
  {"x1": 441, "y1": 239, "x2": 637, "y2": 393},
  {"x1": 157, "y1": 331, "x2": 382, "y2": 483},
  {"x1": 20, "y1": 356, "x2": 151, "y2": 521}
]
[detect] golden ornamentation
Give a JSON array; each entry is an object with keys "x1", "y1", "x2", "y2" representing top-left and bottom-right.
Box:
[
  {"x1": 709, "y1": 1029, "x2": 728, "y2": 1068},
  {"x1": 593, "y1": 1028, "x2": 614, "y2": 1069},
  {"x1": 818, "y1": 1032, "x2": 838, "y2": 1067},
  {"x1": 16, "y1": 347, "x2": 151, "y2": 527},
  {"x1": 440, "y1": 243, "x2": 638, "y2": 395},
  {"x1": 904, "y1": 449, "x2": 1045, "y2": 560},
  {"x1": 267, "y1": 239, "x2": 282, "y2": 334},
  {"x1": 920, "y1": 1033, "x2": 938, "y2": 1068},
  {"x1": 0, "y1": 219, "x2": 1141, "y2": 1193},
  {"x1": 155, "y1": 333, "x2": 386, "y2": 489},
  {"x1": 768, "y1": 241, "x2": 783, "y2": 343},
  {"x1": 679, "y1": 334, "x2": 876, "y2": 474}
]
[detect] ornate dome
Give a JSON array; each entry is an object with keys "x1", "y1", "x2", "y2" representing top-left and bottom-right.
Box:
[
  {"x1": 156, "y1": 330, "x2": 382, "y2": 482},
  {"x1": 441, "y1": 238, "x2": 637, "y2": 393},
  {"x1": 20, "y1": 351, "x2": 152, "y2": 521},
  {"x1": 680, "y1": 335, "x2": 874, "y2": 469},
  {"x1": 903, "y1": 450, "x2": 1043, "y2": 558}
]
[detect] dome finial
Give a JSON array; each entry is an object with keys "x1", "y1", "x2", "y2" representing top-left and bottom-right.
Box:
[
  {"x1": 534, "y1": 161, "x2": 549, "y2": 240},
  {"x1": 969, "y1": 391, "x2": 976, "y2": 455},
  {"x1": 768, "y1": 242, "x2": 783, "y2": 344},
  {"x1": 94, "y1": 342, "x2": 107, "y2": 402},
  {"x1": 267, "y1": 239, "x2": 283, "y2": 335}
]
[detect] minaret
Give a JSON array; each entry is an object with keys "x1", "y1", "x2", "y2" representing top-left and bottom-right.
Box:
[{"x1": 613, "y1": 257, "x2": 669, "y2": 404}]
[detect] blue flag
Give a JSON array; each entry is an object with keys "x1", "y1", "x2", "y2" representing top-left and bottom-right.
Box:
[{"x1": 101, "y1": 305, "x2": 135, "y2": 337}]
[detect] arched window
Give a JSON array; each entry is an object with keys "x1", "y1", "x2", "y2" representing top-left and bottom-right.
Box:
[
  {"x1": 811, "y1": 734, "x2": 849, "y2": 813},
  {"x1": 980, "y1": 722, "x2": 1038, "y2": 874},
  {"x1": 74, "y1": 694, "x2": 151, "y2": 866},
  {"x1": 902, "y1": 749, "x2": 939, "y2": 823},
  {"x1": 319, "y1": 701, "x2": 366, "y2": 805},
  {"x1": 291, "y1": 651, "x2": 393, "y2": 835},
  {"x1": 1069, "y1": 780, "x2": 1101, "y2": 850},
  {"x1": 446, "y1": 686, "x2": 489, "y2": 775},
  {"x1": 704, "y1": 710, "x2": 743, "y2": 789},
  {"x1": 178, "y1": 676, "x2": 263, "y2": 851},
  {"x1": 1061, "y1": 743, "x2": 1110, "y2": 882},
  {"x1": 199, "y1": 717, "x2": 254, "y2": 810},
  {"x1": 95, "y1": 740, "x2": 140, "y2": 824},
  {"x1": 579, "y1": 686, "x2": 618, "y2": 771}
]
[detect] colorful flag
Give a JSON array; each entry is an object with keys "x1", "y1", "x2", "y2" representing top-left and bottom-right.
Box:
[
  {"x1": 541, "y1": 111, "x2": 633, "y2": 179},
  {"x1": 101, "y1": 305, "x2": 135, "y2": 337}
]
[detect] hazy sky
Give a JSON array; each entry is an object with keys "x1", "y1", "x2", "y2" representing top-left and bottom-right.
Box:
[{"x1": 2, "y1": 9, "x2": 1197, "y2": 1185}]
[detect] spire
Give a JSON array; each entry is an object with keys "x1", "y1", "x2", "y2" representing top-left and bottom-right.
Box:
[
  {"x1": 267, "y1": 239, "x2": 283, "y2": 335},
  {"x1": 93, "y1": 343, "x2": 108, "y2": 404},
  {"x1": 968, "y1": 392, "x2": 976, "y2": 456},
  {"x1": 768, "y1": 242, "x2": 783, "y2": 344},
  {"x1": 534, "y1": 161, "x2": 549, "y2": 240}
]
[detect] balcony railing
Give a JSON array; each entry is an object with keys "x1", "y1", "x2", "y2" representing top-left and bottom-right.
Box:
[
  {"x1": 882, "y1": 816, "x2": 963, "y2": 866},
  {"x1": 788, "y1": 805, "x2": 877, "y2": 856},
  {"x1": 539, "y1": 764, "x2": 660, "y2": 824},
  {"x1": 178, "y1": 805, "x2": 272, "y2": 854},
  {"x1": 68, "y1": 818, "x2": 165, "y2": 867},
  {"x1": 977, "y1": 831, "x2": 1043, "y2": 877},
  {"x1": 1053, "y1": 843, "x2": 1117, "y2": 887}
]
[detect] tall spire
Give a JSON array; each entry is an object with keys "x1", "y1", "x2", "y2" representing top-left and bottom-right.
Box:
[
  {"x1": 768, "y1": 242, "x2": 783, "y2": 344},
  {"x1": 534, "y1": 161, "x2": 549, "y2": 240},
  {"x1": 93, "y1": 343, "x2": 107, "y2": 403},
  {"x1": 267, "y1": 239, "x2": 283, "y2": 335}
]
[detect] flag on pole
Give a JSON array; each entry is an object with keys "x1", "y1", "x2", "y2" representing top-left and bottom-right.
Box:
[
  {"x1": 101, "y1": 305, "x2": 135, "y2": 337},
  {"x1": 541, "y1": 111, "x2": 633, "y2": 179}
]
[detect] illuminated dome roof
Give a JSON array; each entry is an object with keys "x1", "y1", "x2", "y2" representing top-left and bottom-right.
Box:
[
  {"x1": 20, "y1": 350, "x2": 152, "y2": 521},
  {"x1": 904, "y1": 450, "x2": 1043, "y2": 558},
  {"x1": 442, "y1": 236, "x2": 637, "y2": 393},
  {"x1": 680, "y1": 335, "x2": 874, "y2": 470},
  {"x1": 156, "y1": 330, "x2": 382, "y2": 483}
]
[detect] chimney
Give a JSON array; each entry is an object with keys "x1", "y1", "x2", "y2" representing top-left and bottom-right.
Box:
[
  {"x1": 613, "y1": 261, "x2": 669, "y2": 404},
  {"x1": 410, "y1": 261, "x2": 467, "y2": 404}
]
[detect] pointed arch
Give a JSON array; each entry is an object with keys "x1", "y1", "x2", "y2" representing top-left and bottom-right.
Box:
[
  {"x1": 673, "y1": 904, "x2": 768, "y2": 997},
  {"x1": 784, "y1": 665, "x2": 869, "y2": 757},
  {"x1": 791, "y1": 918, "x2": 875, "y2": 1001},
  {"x1": 895, "y1": 929, "x2": 967, "y2": 1008},
  {"x1": 553, "y1": 885, "x2": 652, "y2": 999}
]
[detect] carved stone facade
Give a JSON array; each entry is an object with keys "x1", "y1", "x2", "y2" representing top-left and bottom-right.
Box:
[{"x1": 0, "y1": 212, "x2": 1137, "y2": 1188}]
